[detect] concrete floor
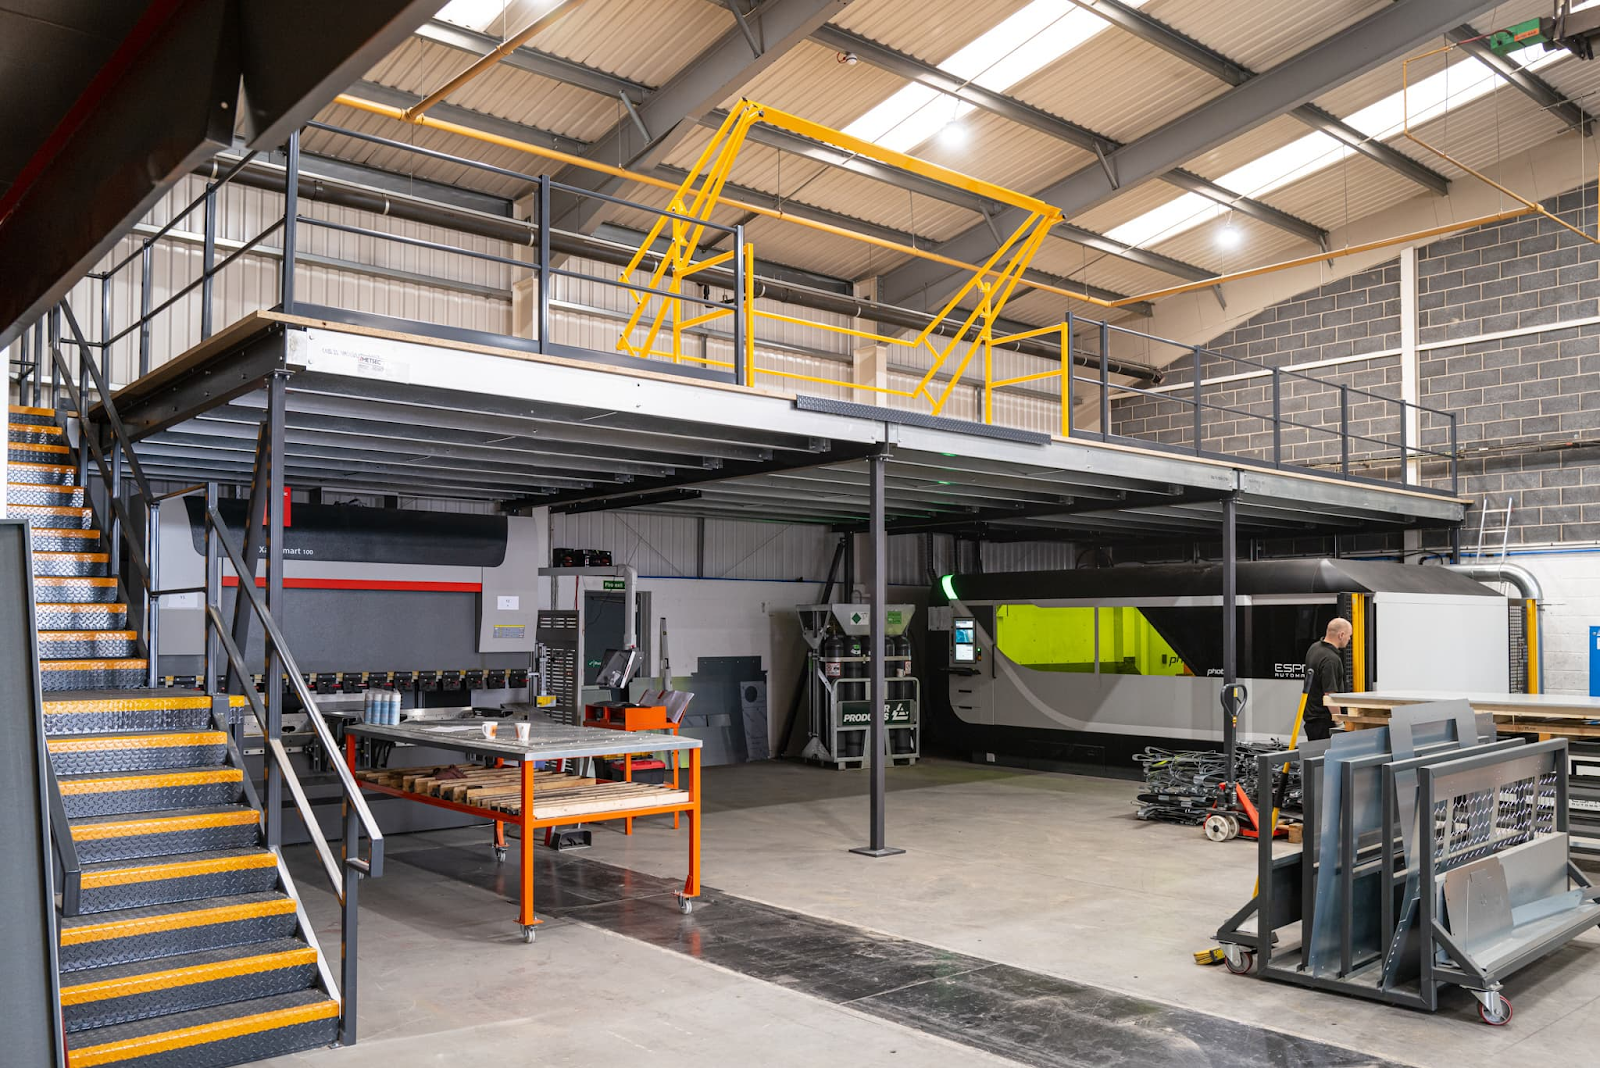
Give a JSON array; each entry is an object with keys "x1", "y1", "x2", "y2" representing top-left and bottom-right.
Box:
[{"x1": 267, "y1": 758, "x2": 1600, "y2": 1067}]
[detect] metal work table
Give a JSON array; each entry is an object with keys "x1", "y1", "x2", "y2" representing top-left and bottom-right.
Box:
[
  {"x1": 1333, "y1": 691, "x2": 1600, "y2": 738},
  {"x1": 346, "y1": 720, "x2": 702, "y2": 942}
]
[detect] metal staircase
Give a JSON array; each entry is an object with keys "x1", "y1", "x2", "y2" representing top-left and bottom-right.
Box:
[{"x1": 13, "y1": 348, "x2": 379, "y2": 1065}]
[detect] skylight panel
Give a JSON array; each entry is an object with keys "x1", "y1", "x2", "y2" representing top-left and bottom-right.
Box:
[
  {"x1": 1105, "y1": 38, "x2": 1572, "y2": 252},
  {"x1": 435, "y1": 0, "x2": 510, "y2": 31},
  {"x1": 843, "y1": 0, "x2": 1151, "y2": 154}
]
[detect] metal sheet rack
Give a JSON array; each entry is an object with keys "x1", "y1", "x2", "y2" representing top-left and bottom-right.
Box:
[{"x1": 1214, "y1": 700, "x2": 1600, "y2": 1024}]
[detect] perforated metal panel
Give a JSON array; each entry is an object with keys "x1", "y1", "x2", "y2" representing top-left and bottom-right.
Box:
[{"x1": 537, "y1": 610, "x2": 579, "y2": 726}]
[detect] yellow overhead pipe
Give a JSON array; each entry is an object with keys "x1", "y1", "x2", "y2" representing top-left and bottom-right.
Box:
[{"x1": 334, "y1": 93, "x2": 1565, "y2": 316}]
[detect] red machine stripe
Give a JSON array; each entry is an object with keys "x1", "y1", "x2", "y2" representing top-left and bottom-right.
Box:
[{"x1": 221, "y1": 577, "x2": 482, "y2": 592}]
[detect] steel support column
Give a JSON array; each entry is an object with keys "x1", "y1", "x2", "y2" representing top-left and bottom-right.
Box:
[
  {"x1": 263, "y1": 370, "x2": 288, "y2": 849},
  {"x1": 851, "y1": 451, "x2": 904, "y2": 859},
  {"x1": 1221, "y1": 493, "x2": 1239, "y2": 798}
]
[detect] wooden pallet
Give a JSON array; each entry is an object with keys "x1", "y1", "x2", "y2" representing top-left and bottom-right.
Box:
[{"x1": 356, "y1": 764, "x2": 690, "y2": 818}]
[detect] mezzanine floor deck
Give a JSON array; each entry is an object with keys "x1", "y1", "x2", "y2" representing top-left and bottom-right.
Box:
[{"x1": 96, "y1": 310, "x2": 1466, "y2": 539}]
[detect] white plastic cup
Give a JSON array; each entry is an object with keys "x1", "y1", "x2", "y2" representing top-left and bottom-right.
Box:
[
  {"x1": 515, "y1": 721, "x2": 531, "y2": 744},
  {"x1": 481, "y1": 721, "x2": 498, "y2": 740}
]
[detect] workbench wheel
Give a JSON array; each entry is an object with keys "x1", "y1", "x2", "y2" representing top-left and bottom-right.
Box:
[
  {"x1": 677, "y1": 895, "x2": 694, "y2": 915},
  {"x1": 520, "y1": 925, "x2": 537, "y2": 944},
  {"x1": 1203, "y1": 814, "x2": 1233, "y2": 842},
  {"x1": 1477, "y1": 995, "x2": 1512, "y2": 1026},
  {"x1": 1224, "y1": 950, "x2": 1255, "y2": 975},
  {"x1": 493, "y1": 845, "x2": 508, "y2": 863}
]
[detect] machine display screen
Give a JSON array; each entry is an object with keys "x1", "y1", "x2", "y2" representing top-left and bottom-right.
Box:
[{"x1": 952, "y1": 619, "x2": 977, "y2": 663}]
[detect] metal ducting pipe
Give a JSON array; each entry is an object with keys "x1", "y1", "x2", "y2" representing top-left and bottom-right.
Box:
[
  {"x1": 1445, "y1": 562, "x2": 1544, "y2": 694},
  {"x1": 197, "y1": 159, "x2": 1162, "y2": 384}
]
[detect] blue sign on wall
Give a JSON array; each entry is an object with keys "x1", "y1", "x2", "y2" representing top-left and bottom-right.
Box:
[{"x1": 1590, "y1": 626, "x2": 1600, "y2": 697}]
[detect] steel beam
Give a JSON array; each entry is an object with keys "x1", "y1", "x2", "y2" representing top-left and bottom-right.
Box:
[
  {"x1": 1073, "y1": 0, "x2": 1450, "y2": 195},
  {"x1": 1447, "y1": 25, "x2": 1591, "y2": 135},
  {"x1": 812, "y1": 24, "x2": 1326, "y2": 246},
  {"x1": 850, "y1": 451, "x2": 903, "y2": 858},
  {"x1": 343, "y1": 81, "x2": 590, "y2": 155},
  {"x1": 549, "y1": 0, "x2": 850, "y2": 233},
  {"x1": 415, "y1": 19, "x2": 651, "y2": 100},
  {"x1": 881, "y1": 0, "x2": 1501, "y2": 307}
]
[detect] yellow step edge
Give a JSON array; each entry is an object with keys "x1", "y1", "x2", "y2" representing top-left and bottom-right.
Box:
[
  {"x1": 11, "y1": 420, "x2": 64, "y2": 434},
  {"x1": 7, "y1": 481, "x2": 79, "y2": 490},
  {"x1": 12, "y1": 504, "x2": 90, "y2": 514},
  {"x1": 11, "y1": 441, "x2": 71, "y2": 454},
  {"x1": 59, "y1": 769, "x2": 243, "y2": 796},
  {"x1": 60, "y1": 946, "x2": 318, "y2": 1006},
  {"x1": 80, "y1": 851, "x2": 277, "y2": 889},
  {"x1": 34, "y1": 527, "x2": 100, "y2": 537},
  {"x1": 35, "y1": 577, "x2": 118, "y2": 586},
  {"x1": 60, "y1": 897, "x2": 297, "y2": 946},
  {"x1": 12, "y1": 460, "x2": 75, "y2": 472},
  {"x1": 41, "y1": 659, "x2": 149, "y2": 672},
  {"x1": 39, "y1": 631, "x2": 139, "y2": 641},
  {"x1": 45, "y1": 696, "x2": 246, "y2": 714},
  {"x1": 36, "y1": 603, "x2": 129, "y2": 612},
  {"x1": 50, "y1": 732, "x2": 228, "y2": 754},
  {"x1": 9, "y1": 404, "x2": 57, "y2": 417},
  {"x1": 33, "y1": 552, "x2": 109, "y2": 562},
  {"x1": 65, "y1": 998, "x2": 339, "y2": 1068},
  {"x1": 72, "y1": 809, "x2": 259, "y2": 842}
]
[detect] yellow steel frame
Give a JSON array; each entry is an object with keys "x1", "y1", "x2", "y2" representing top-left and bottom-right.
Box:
[{"x1": 614, "y1": 100, "x2": 1066, "y2": 425}]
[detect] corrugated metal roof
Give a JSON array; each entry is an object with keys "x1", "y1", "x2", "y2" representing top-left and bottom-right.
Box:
[
  {"x1": 1008, "y1": 18, "x2": 1225, "y2": 145},
  {"x1": 1262, "y1": 153, "x2": 1424, "y2": 231},
  {"x1": 1149, "y1": 212, "x2": 1305, "y2": 276},
  {"x1": 727, "y1": 40, "x2": 905, "y2": 123},
  {"x1": 532, "y1": 0, "x2": 734, "y2": 86},
  {"x1": 830, "y1": 0, "x2": 1035, "y2": 66},
  {"x1": 1154, "y1": 0, "x2": 1389, "y2": 75}
]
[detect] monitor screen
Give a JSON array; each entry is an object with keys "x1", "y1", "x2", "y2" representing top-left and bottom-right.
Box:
[
  {"x1": 952, "y1": 618, "x2": 976, "y2": 663},
  {"x1": 595, "y1": 647, "x2": 639, "y2": 689}
]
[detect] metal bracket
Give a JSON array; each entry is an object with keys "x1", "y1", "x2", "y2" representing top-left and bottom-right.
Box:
[
  {"x1": 619, "y1": 92, "x2": 650, "y2": 142},
  {"x1": 726, "y1": 0, "x2": 762, "y2": 57}
]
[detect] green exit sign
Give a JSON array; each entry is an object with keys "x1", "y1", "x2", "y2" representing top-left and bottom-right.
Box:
[{"x1": 602, "y1": 579, "x2": 626, "y2": 590}]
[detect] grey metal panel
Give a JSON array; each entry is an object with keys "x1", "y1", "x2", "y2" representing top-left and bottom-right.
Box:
[
  {"x1": 346, "y1": 719, "x2": 701, "y2": 759},
  {"x1": 0, "y1": 521, "x2": 64, "y2": 1068},
  {"x1": 478, "y1": 513, "x2": 547, "y2": 653}
]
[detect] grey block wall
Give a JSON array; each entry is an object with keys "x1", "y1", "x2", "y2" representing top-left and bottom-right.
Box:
[
  {"x1": 1110, "y1": 263, "x2": 1405, "y2": 471},
  {"x1": 1111, "y1": 182, "x2": 1600, "y2": 549}
]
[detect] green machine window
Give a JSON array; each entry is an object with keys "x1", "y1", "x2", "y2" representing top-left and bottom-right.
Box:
[{"x1": 994, "y1": 605, "x2": 1190, "y2": 675}]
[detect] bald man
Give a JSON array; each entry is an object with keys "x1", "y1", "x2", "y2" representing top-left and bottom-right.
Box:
[{"x1": 1302, "y1": 617, "x2": 1353, "y2": 741}]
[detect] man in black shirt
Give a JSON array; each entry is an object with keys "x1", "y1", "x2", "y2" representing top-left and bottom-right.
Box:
[{"x1": 1302, "y1": 617, "x2": 1353, "y2": 741}]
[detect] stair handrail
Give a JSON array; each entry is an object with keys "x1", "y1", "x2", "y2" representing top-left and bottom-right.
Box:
[{"x1": 200, "y1": 495, "x2": 385, "y2": 880}]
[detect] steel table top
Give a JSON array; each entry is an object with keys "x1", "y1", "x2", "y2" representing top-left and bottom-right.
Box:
[{"x1": 345, "y1": 719, "x2": 701, "y2": 761}]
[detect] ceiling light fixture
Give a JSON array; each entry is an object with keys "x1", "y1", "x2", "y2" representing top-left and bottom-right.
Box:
[
  {"x1": 938, "y1": 122, "x2": 968, "y2": 149},
  {"x1": 1217, "y1": 224, "x2": 1241, "y2": 249}
]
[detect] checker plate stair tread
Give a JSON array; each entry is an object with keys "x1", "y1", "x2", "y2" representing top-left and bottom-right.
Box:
[
  {"x1": 43, "y1": 659, "x2": 151, "y2": 691},
  {"x1": 77, "y1": 849, "x2": 282, "y2": 914},
  {"x1": 37, "y1": 603, "x2": 131, "y2": 630},
  {"x1": 50, "y1": 732, "x2": 230, "y2": 775},
  {"x1": 61, "y1": 938, "x2": 319, "y2": 1033},
  {"x1": 44, "y1": 692, "x2": 244, "y2": 735},
  {"x1": 58, "y1": 767, "x2": 244, "y2": 819},
  {"x1": 8, "y1": 482, "x2": 85, "y2": 506},
  {"x1": 36, "y1": 577, "x2": 122, "y2": 603},
  {"x1": 31, "y1": 529, "x2": 106, "y2": 552},
  {"x1": 35, "y1": 551, "x2": 111, "y2": 577},
  {"x1": 41, "y1": 631, "x2": 140, "y2": 659},
  {"x1": 71, "y1": 806, "x2": 263, "y2": 864},
  {"x1": 59, "y1": 893, "x2": 300, "y2": 973},
  {"x1": 62, "y1": 989, "x2": 338, "y2": 1068}
]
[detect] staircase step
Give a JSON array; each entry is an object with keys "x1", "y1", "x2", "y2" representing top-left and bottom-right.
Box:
[
  {"x1": 59, "y1": 767, "x2": 244, "y2": 819},
  {"x1": 60, "y1": 937, "x2": 319, "y2": 1033},
  {"x1": 8, "y1": 481, "x2": 85, "y2": 507},
  {"x1": 42, "y1": 658, "x2": 150, "y2": 691},
  {"x1": 50, "y1": 731, "x2": 230, "y2": 775},
  {"x1": 37, "y1": 603, "x2": 129, "y2": 630},
  {"x1": 10, "y1": 420, "x2": 65, "y2": 445},
  {"x1": 10, "y1": 459, "x2": 77, "y2": 485},
  {"x1": 30, "y1": 527, "x2": 103, "y2": 552},
  {"x1": 78, "y1": 849, "x2": 280, "y2": 915},
  {"x1": 62, "y1": 989, "x2": 338, "y2": 1068},
  {"x1": 34, "y1": 550, "x2": 110, "y2": 577},
  {"x1": 35, "y1": 576, "x2": 120, "y2": 603},
  {"x1": 71, "y1": 806, "x2": 261, "y2": 865},
  {"x1": 12, "y1": 503, "x2": 94, "y2": 528},
  {"x1": 44, "y1": 692, "x2": 246, "y2": 736},
  {"x1": 10, "y1": 403, "x2": 59, "y2": 418},
  {"x1": 41, "y1": 630, "x2": 139, "y2": 660},
  {"x1": 59, "y1": 892, "x2": 300, "y2": 973},
  {"x1": 10, "y1": 440, "x2": 72, "y2": 463}
]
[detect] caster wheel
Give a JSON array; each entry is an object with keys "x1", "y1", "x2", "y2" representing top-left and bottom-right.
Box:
[
  {"x1": 520, "y1": 925, "x2": 536, "y2": 944},
  {"x1": 1225, "y1": 950, "x2": 1255, "y2": 976},
  {"x1": 493, "y1": 846, "x2": 508, "y2": 863},
  {"x1": 1204, "y1": 814, "x2": 1232, "y2": 842},
  {"x1": 678, "y1": 896, "x2": 694, "y2": 915},
  {"x1": 1478, "y1": 996, "x2": 1512, "y2": 1026}
]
